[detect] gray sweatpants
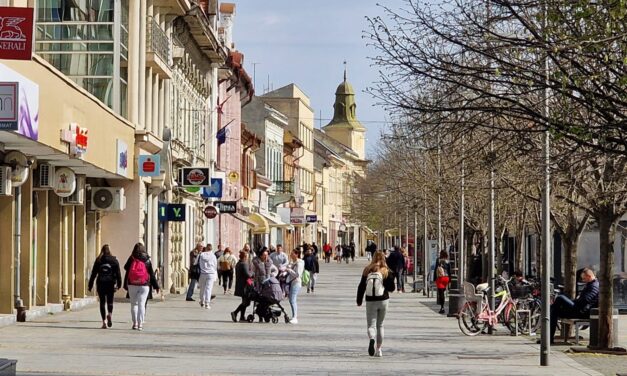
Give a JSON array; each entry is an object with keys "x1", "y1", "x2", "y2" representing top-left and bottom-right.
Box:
[{"x1": 366, "y1": 299, "x2": 388, "y2": 346}]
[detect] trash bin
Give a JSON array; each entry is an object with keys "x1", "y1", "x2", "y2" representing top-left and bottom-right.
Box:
[
  {"x1": 448, "y1": 275, "x2": 465, "y2": 317},
  {"x1": 589, "y1": 308, "x2": 619, "y2": 348}
]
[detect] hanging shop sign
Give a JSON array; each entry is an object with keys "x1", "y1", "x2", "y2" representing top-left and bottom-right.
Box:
[
  {"x1": 60, "y1": 123, "x2": 88, "y2": 158},
  {"x1": 158, "y1": 203, "x2": 186, "y2": 222},
  {"x1": 0, "y1": 64, "x2": 39, "y2": 140},
  {"x1": 53, "y1": 167, "x2": 76, "y2": 198},
  {"x1": 214, "y1": 201, "x2": 237, "y2": 214},
  {"x1": 227, "y1": 171, "x2": 239, "y2": 183},
  {"x1": 201, "y1": 178, "x2": 223, "y2": 198},
  {"x1": 0, "y1": 7, "x2": 34, "y2": 61},
  {"x1": 306, "y1": 215, "x2": 318, "y2": 223},
  {"x1": 138, "y1": 154, "x2": 161, "y2": 177},
  {"x1": 181, "y1": 167, "x2": 210, "y2": 187},
  {"x1": 116, "y1": 139, "x2": 128, "y2": 177},
  {"x1": 203, "y1": 205, "x2": 218, "y2": 219},
  {"x1": 290, "y1": 207, "x2": 305, "y2": 225}
]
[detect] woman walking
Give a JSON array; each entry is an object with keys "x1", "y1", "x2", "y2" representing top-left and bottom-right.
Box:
[
  {"x1": 196, "y1": 244, "x2": 218, "y2": 309},
  {"x1": 123, "y1": 243, "x2": 160, "y2": 331},
  {"x1": 285, "y1": 248, "x2": 305, "y2": 324},
  {"x1": 434, "y1": 250, "x2": 451, "y2": 314},
  {"x1": 303, "y1": 248, "x2": 319, "y2": 293},
  {"x1": 218, "y1": 247, "x2": 237, "y2": 294},
  {"x1": 356, "y1": 250, "x2": 395, "y2": 357},
  {"x1": 231, "y1": 250, "x2": 253, "y2": 322},
  {"x1": 88, "y1": 245, "x2": 122, "y2": 329}
]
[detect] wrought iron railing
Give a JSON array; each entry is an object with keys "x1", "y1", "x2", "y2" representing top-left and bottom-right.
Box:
[
  {"x1": 273, "y1": 181, "x2": 294, "y2": 194},
  {"x1": 146, "y1": 16, "x2": 171, "y2": 64}
]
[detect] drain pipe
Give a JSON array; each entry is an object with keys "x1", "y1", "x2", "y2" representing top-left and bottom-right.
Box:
[{"x1": 14, "y1": 185, "x2": 25, "y2": 321}]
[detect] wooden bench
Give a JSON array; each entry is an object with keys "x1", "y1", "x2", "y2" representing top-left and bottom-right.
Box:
[{"x1": 559, "y1": 318, "x2": 590, "y2": 345}]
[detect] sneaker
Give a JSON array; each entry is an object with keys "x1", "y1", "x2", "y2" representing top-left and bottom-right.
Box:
[
  {"x1": 205, "y1": 305, "x2": 211, "y2": 310},
  {"x1": 101, "y1": 321, "x2": 107, "y2": 329},
  {"x1": 375, "y1": 349, "x2": 382, "y2": 357},
  {"x1": 438, "y1": 308, "x2": 445, "y2": 314},
  {"x1": 368, "y1": 339, "x2": 375, "y2": 356},
  {"x1": 230, "y1": 312, "x2": 237, "y2": 323},
  {"x1": 289, "y1": 318, "x2": 298, "y2": 324},
  {"x1": 307, "y1": 289, "x2": 310, "y2": 294},
  {"x1": 138, "y1": 326, "x2": 143, "y2": 331},
  {"x1": 186, "y1": 297, "x2": 195, "y2": 301},
  {"x1": 106, "y1": 314, "x2": 112, "y2": 328},
  {"x1": 239, "y1": 317, "x2": 247, "y2": 322},
  {"x1": 199, "y1": 300, "x2": 204, "y2": 307},
  {"x1": 132, "y1": 324, "x2": 137, "y2": 330}
]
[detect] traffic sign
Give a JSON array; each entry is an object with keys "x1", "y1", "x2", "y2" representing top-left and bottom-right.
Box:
[
  {"x1": 204, "y1": 205, "x2": 218, "y2": 219},
  {"x1": 202, "y1": 178, "x2": 223, "y2": 198}
]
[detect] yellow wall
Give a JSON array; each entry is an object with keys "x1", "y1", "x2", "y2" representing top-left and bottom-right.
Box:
[{"x1": 2, "y1": 57, "x2": 135, "y2": 177}]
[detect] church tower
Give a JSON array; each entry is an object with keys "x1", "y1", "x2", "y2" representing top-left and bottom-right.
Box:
[{"x1": 322, "y1": 66, "x2": 366, "y2": 160}]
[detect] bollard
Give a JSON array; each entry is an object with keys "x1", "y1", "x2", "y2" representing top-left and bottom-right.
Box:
[
  {"x1": 447, "y1": 275, "x2": 465, "y2": 317},
  {"x1": 589, "y1": 308, "x2": 619, "y2": 348}
]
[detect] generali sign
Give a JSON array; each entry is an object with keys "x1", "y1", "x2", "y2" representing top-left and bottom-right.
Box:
[{"x1": 0, "y1": 7, "x2": 34, "y2": 61}]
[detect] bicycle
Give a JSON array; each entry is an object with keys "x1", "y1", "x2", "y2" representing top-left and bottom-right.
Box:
[{"x1": 458, "y1": 276, "x2": 518, "y2": 336}]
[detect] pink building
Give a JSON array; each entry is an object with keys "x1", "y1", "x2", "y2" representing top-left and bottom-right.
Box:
[{"x1": 215, "y1": 49, "x2": 253, "y2": 251}]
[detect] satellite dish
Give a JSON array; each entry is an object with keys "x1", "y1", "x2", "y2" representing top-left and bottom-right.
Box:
[
  {"x1": 93, "y1": 188, "x2": 114, "y2": 209},
  {"x1": 53, "y1": 167, "x2": 76, "y2": 198},
  {"x1": 4, "y1": 151, "x2": 29, "y2": 187}
]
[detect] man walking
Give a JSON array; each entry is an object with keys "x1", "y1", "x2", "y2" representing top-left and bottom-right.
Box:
[
  {"x1": 196, "y1": 244, "x2": 218, "y2": 309},
  {"x1": 270, "y1": 244, "x2": 289, "y2": 269},
  {"x1": 186, "y1": 242, "x2": 203, "y2": 301}
]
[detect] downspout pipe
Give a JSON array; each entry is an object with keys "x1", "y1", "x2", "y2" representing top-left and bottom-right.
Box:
[{"x1": 14, "y1": 185, "x2": 25, "y2": 321}]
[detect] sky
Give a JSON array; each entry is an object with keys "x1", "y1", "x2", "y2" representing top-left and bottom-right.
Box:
[{"x1": 231, "y1": 0, "x2": 399, "y2": 157}]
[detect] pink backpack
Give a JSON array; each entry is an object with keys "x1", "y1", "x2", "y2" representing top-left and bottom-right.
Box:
[{"x1": 128, "y1": 257, "x2": 149, "y2": 285}]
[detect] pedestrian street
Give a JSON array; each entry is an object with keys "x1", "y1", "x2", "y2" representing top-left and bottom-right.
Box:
[{"x1": 0, "y1": 259, "x2": 601, "y2": 376}]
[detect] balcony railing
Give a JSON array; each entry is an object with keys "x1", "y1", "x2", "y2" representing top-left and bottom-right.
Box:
[
  {"x1": 273, "y1": 181, "x2": 294, "y2": 195},
  {"x1": 146, "y1": 16, "x2": 171, "y2": 65}
]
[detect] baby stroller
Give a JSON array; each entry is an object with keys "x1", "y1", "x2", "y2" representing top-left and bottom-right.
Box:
[{"x1": 246, "y1": 276, "x2": 290, "y2": 324}]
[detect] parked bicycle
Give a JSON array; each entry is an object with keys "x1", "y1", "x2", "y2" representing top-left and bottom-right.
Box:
[{"x1": 458, "y1": 276, "x2": 519, "y2": 336}]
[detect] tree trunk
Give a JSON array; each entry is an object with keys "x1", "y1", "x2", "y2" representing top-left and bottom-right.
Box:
[
  {"x1": 562, "y1": 236, "x2": 579, "y2": 300},
  {"x1": 496, "y1": 236, "x2": 504, "y2": 276},
  {"x1": 597, "y1": 213, "x2": 616, "y2": 349}
]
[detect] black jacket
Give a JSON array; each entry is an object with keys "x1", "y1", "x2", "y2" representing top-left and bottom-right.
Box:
[
  {"x1": 123, "y1": 254, "x2": 160, "y2": 291},
  {"x1": 88, "y1": 255, "x2": 122, "y2": 291},
  {"x1": 356, "y1": 271, "x2": 396, "y2": 305},
  {"x1": 304, "y1": 255, "x2": 319, "y2": 273},
  {"x1": 386, "y1": 250, "x2": 405, "y2": 271},
  {"x1": 234, "y1": 261, "x2": 252, "y2": 297},
  {"x1": 575, "y1": 279, "x2": 599, "y2": 315}
]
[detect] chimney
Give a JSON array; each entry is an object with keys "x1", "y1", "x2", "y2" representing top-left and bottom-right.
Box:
[{"x1": 219, "y1": 3, "x2": 236, "y2": 50}]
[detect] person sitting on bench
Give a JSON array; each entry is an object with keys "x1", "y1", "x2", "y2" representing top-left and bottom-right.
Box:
[{"x1": 550, "y1": 268, "x2": 599, "y2": 344}]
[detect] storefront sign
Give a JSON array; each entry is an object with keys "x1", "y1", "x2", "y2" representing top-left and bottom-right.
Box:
[
  {"x1": 0, "y1": 82, "x2": 17, "y2": 130},
  {"x1": 203, "y1": 205, "x2": 218, "y2": 219},
  {"x1": 116, "y1": 139, "x2": 128, "y2": 177},
  {"x1": 60, "y1": 123, "x2": 88, "y2": 158},
  {"x1": 290, "y1": 207, "x2": 305, "y2": 225},
  {"x1": 181, "y1": 167, "x2": 210, "y2": 187},
  {"x1": 0, "y1": 7, "x2": 34, "y2": 61},
  {"x1": 215, "y1": 201, "x2": 237, "y2": 214},
  {"x1": 306, "y1": 215, "x2": 317, "y2": 223},
  {"x1": 138, "y1": 154, "x2": 161, "y2": 177},
  {"x1": 0, "y1": 64, "x2": 39, "y2": 140},
  {"x1": 53, "y1": 167, "x2": 76, "y2": 198},
  {"x1": 158, "y1": 203, "x2": 186, "y2": 222},
  {"x1": 201, "y1": 178, "x2": 223, "y2": 198}
]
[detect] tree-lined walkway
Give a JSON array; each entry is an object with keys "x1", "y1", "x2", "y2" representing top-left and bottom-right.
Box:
[{"x1": 0, "y1": 259, "x2": 600, "y2": 375}]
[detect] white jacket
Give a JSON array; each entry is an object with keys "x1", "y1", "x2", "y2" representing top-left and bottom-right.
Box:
[
  {"x1": 195, "y1": 251, "x2": 217, "y2": 276},
  {"x1": 286, "y1": 259, "x2": 304, "y2": 285}
]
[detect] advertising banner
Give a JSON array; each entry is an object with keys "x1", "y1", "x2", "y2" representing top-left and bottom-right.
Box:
[{"x1": 0, "y1": 63, "x2": 39, "y2": 140}]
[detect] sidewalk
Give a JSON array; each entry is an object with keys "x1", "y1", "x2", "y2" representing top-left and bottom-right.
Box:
[{"x1": 0, "y1": 259, "x2": 604, "y2": 375}]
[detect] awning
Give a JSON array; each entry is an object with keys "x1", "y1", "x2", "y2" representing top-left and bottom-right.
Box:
[
  {"x1": 249, "y1": 213, "x2": 269, "y2": 234},
  {"x1": 384, "y1": 229, "x2": 400, "y2": 237},
  {"x1": 261, "y1": 211, "x2": 294, "y2": 231},
  {"x1": 229, "y1": 213, "x2": 258, "y2": 227}
]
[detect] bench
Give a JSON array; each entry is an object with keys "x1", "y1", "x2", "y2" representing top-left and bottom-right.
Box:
[
  {"x1": 559, "y1": 318, "x2": 589, "y2": 345},
  {"x1": 0, "y1": 358, "x2": 17, "y2": 376}
]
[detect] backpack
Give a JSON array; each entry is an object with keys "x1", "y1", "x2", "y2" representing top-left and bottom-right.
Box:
[
  {"x1": 365, "y1": 272, "x2": 385, "y2": 297},
  {"x1": 98, "y1": 262, "x2": 115, "y2": 283},
  {"x1": 128, "y1": 258, "x2": 149, "y2": 285},
  {"x1": 301, "y1": 269, "x2": 311, "y2": 287},
  {"x1": 219, "y1": 258, "x2": 232, "y2": 271},
  {"x1": 436, "y1": 264, "x2": 448, "y2": 278}
]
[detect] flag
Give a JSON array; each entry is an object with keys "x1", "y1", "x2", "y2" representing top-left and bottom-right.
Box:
[{"x1": 216, "y1": 127, "x2": 227, "y2": 145}]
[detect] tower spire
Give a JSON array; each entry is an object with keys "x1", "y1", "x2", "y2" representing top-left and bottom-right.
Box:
[{"x1": 343, "y1": 60, "x2": 347, "y2": 82}]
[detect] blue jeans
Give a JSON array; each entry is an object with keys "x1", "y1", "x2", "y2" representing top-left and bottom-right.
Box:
[
  {"x1": 289, "y1": 282, "x2": 302, "y2": 318},
  {"x1": 186, "y1": 278, "x2": 197, "y2": 299},
  {"x1": 550, "y1": 294, "x2": 586, "y2": 342}
]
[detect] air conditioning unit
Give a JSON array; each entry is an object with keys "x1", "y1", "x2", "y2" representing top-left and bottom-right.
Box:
[
  {"x1": 91, "y1": 187, "x2": 125, "y2": 212},
  {"x1": 33, "y1": 163, "x2": 55, "y2": 190},
  {"x1": 61, "y1": 175, "x2": 85, "y2": 205},
  {"x1": 0, "y1": 166, "x2": 12, "y2": 196}
]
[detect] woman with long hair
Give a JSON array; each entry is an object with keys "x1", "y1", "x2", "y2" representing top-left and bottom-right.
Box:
[
  {"x1": 88, "y1": 244, "x2": 121, "y2": 329},
  {"x1": 285, "y1": 248, "x2": 305, "y2": 324},
  {"x1": 123, "y1": 243, "x2": 160, "y2": 331},
  {"x1": 356, "y1": 250, "x2": 396, "y2": 357},
  {"x1": 231, "y1": 250, "x2": 253, "y2": 322}
]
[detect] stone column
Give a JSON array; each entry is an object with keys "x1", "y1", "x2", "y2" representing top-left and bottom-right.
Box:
[
  {"x1": 0, "y1": 195, "x2": 14, "y2": 313},
  {"x1": 36, "y1": 191, "x2": 48, "y2": 306},
  {"x1": 48, "y1": 191, "x2": 62, "y2": 304},
  {"x1": 74, "y1": 204, "x2": 87, "y2": 298},
  {"x1": 138, "y1": 0, "x2": 147, "y2": 129},
  {"x1": 146, "y1": 69, "x2": 153, "y2": 133}
]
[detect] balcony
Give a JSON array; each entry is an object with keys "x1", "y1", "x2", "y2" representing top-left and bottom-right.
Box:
[
  {"x1": 146, "y1": 16, "x2": 172, "y2": 78},
  {"x1": 273, "y1": 181, "x2": 294, "y2": 195}
]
